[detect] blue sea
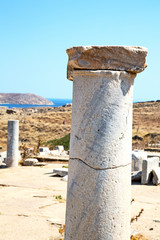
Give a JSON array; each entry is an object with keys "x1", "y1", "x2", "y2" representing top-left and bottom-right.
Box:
[{"x1": 0, "y1": 98, "x2": 72, "y2": 109}]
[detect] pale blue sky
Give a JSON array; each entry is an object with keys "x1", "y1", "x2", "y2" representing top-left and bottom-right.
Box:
[{"x1": 0, "y1": 0, "x2": 159, "y2": 101}]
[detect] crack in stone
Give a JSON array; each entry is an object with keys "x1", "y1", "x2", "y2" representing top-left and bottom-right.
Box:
[
  {"x1": 75, "y1": 135, "x2": 81, "y2": 140},
  {"x1": 70, "y1": 157, "x2": 131, "y2": 170},
  {"x1": 73, "y1": 68, "x2": 133, "y2": 73}
]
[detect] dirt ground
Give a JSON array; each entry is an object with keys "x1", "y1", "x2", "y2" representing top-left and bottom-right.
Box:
[
  {"x1": 131, "y1": 183, "x2": 160, "y2": 240},
  {"x1": 0, "y1": 163, "x2": 160, "y2": 240},
  {"x1": 0, "y1": 163, "x2": 67, "y2": 240}
]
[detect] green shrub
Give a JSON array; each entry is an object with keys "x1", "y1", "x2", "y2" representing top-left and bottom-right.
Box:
[{"x1": 44, "y1": 133, "x2": 70, "y2": 150}]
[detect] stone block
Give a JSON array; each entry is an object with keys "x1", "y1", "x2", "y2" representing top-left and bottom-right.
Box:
[
  {"x1": 23, "y1": 158, "x2": 38, "y2": 166},
  {"x1": 67, "y1": 46, "x2": 148, "y2": 80},
  {"x1": 141, "y1": 157, "x2": 159, "y2": 184},
  {"x1": 132, "y1": 150, "x2": 147, "y2": 171},
  {"x1": 53, "y1": 168, "x2": 68, "y2": 177}
]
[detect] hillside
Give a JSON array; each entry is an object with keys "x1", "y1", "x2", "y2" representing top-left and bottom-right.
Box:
[
  {"x1": 0, "y1": 101, "x2": 160, "y2": 151},
  {"x1": 0, "y1": 105, "x2": 72, "y2": 151},
  {"x1": 132, "y1": 100, "x2": 160, "y2": 149},
  {"x1": 0, "y1": 93, "x2": 53, "y2": 105}
]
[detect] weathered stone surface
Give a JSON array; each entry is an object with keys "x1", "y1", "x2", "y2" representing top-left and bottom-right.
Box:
[
  {"x1": 69, "y1": 70, "x2": 136, "y2": 169},
  {"x1": 67, "y1": 46, "x2": 148, "y2": 80},
  {"x1": 65, "y1": 70, "x2": 135, "y2": 240},
  {"x1": 141, "y1": 157, "x2": 159, "y2": 184},
  {"x1": 66, "y1": 160, "x2": 131, "y2": 240}
]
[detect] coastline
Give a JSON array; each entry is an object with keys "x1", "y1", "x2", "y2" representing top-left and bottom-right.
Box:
[{"x1": 0, "y1": 98, "x2": 72, "y2": 109}]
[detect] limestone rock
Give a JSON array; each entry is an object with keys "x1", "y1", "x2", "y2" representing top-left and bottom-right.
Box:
[
  {"x1": 141, "y1": 157, "x2": 159, "y2": 184},
  {"x1": 67, "y1": 46, "x2": 148, "y2": 80},
  {"x1": 132, "y1": 150, "x2": 147, "y2": 171},
  {"x1": 23, "y1": 158, "x2": 38, "y2": 166}
]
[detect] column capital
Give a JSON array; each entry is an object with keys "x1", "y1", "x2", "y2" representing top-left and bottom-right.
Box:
[{"x1": 66, "y1": 46, "x2": 148, "y2": 80}]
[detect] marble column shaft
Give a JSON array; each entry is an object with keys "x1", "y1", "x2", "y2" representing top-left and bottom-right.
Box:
[
  {"x1": 6, "y1": 120, "x2": 19, "y2": 167},
  {"x1": 65, "y1": 46, "x2": 148, "y2": 240}
]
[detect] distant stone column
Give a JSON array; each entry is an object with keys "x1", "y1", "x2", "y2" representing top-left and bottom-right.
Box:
[
  {"x1": 65, "y1": 46, "x2": 148, "y2": 240},
  {"x1": 6, "y1": 120, "x2": 19, "y2": 167}
]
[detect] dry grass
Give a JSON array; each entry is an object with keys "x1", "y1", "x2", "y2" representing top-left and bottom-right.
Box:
[
  {"x1": 133, "y1": 101, "x2": 160, "y2": 136},
  {"x1": 0, "y1": 106, "x2": 72, "y2": 150},
  {"x1": 133, "y1": 101, "x2": 160, "y2": 150},
  {"x1": 131, "y1": 234, "x2": 150, "y2": 240}
]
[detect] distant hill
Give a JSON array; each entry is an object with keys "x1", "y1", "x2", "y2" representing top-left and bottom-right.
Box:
[{"x1": 0, "y1": 93, "x2": 53, "y2": 105}]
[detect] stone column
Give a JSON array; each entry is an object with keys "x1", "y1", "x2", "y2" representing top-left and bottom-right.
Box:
[
  {"x1": 6, "y1": 120, "x2": 19, "y2": 167},
  {"x1": 65, "y1": 46, "x2": 148, "y2": 240}
]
